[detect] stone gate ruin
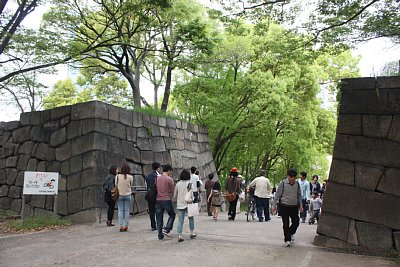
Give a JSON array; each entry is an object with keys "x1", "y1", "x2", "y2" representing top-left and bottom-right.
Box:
[
  {"x1": 315, "y1": 76, "x2": 400, "y2": 252},
  {"x1": 0, "y1": 101, "x2": 216, "y2": 222}
]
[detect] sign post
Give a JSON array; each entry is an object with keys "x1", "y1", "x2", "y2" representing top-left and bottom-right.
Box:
[{"x1": 22, "y1": 172, "x2": 59, "y2": 222}]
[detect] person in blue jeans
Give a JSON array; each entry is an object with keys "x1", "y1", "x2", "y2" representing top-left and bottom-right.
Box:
[
  {"x1": 173, "y1": 169, "x2": 197, "y2": 242},
  {"x1": 248, "y1": 170, "x2": 272, "y2": 222},
  {"x1": 115, "y1": 163, "x2": 133, "y2": 232},
  {"x1": 155, "y1": 164, "x2": 176, "y2": 240}
]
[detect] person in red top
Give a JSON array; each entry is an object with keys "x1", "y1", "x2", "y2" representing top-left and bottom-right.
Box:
[{"x1": 155, "y1": 164, "x2": 176, "y2": 240}]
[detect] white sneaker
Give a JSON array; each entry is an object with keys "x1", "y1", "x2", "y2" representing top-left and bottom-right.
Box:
[
  {"x1": 162, "y1": 229, "x2": 173, "y2": 238},
  {"x1": 285, "y1": 241, "x2": 291, "y2": 247},
  {"x1": 291, "y1": 235, "x2": 295, "y2": 242}
]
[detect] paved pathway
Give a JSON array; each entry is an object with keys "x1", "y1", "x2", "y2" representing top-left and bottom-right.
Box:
[{"x1": 0, "y1": 212, "x2": 398, "y2": 267}]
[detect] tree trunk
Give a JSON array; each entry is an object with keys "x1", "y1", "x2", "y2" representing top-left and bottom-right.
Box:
[{"x1": 161, "y1": 64, "x2": 173, "y2": 112}]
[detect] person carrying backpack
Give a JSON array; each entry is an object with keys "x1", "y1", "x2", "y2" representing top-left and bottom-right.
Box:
[{"x1": 102, "y1": 165, "x2": 118, "y2": 227}]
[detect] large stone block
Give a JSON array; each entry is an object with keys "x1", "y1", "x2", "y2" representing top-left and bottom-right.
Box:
[
  {"x1": 362, "y1": 115, "x2": 392, "y2": 138},
  {"x1": 30, "y1": 126, "x2": 45, "y2": 142},
  {"x1": 66, "y1": 209, "x2": 98, "y2": 223},
  {"x1": 43, "y1": 120, "x2": 60, "y2": 131},
  {"x1": 81, "y1": 168, "x2": 106, "y2": 188},
  {"x1": 34, "y1": 143, "x2": 49, "y2": 160},
  {"x1": 132, "y1": 112, "x2": 143, "y2": 127},
  {"x1": 68, "y1": 189, "x2": 83, "y2": 214},
  {"x1": 340, "y1": 88, "x2": 400, "y2": 115},
  {"x1": 141, "y1": 151, "x2": 154, "y2": 165},
  {"x1": 347, "y1": 219, "x2": 359, "y2": 245},
  {"x1": 356, "y1": 221, "x2": 393, "y2": 250},
  {"x1": 323, "y1": 182, "x2": 400, "y2": 230},
  {"x1": 137, "y1": 138, "x2": 150, "y2": 151},
  {"x1": 0, "y1": 185, "x2": 9, "y2": 197},
  {"x1": 50, "y1": 127, "x2": 66, "y2": 147},
  {"x1": 164, "y1": 137, "x2": 176, "y2": 150},
  {"x1": 50, "y1": 105, "x2": 71, "y2": 120},
  {"x1": 126, "y1": 162, "x2": 142, "y2": 175},
  {"x1": 354, "y1": 163, "x2": 384, "y2": 191},
  {"x1": 15, "y1": 171, "x2": 24, "y2": 187},
  {"x1": 176, "y1": 129, "x2": 184, "y2": 140},
  {"x1": 30, "y1": 111, "x2": 41, "y2": 125},
  {"x1": 108, "y1": 121, "x2": 126, "y2": 140},
  {"x1": 119, "y1": 109, "x2": 132, "y2": 126},
  {"x1": 336, "y1": 114, "x2": 362, "y2": 135},
  {"x1": 340, "y1": 77, "x2": 376, "y2": 91},
  {"x1": 57, "y1": 191, "x2": 68, "y2": 215},
  {"x1": 377, "y1": 168, "x2": 400, "y2": 197},
  {"x1": 67, "y1": 120, "x2": 81, "y2": 140},
  {"x1": 0, "y1": 197, "x2": 11, "y2": 209},
  {"x1": 4, "y1": 121, "x2": 20, "y2": 131},
  {"x1": 45, "y1": 147, "x2": 56, "y2": 161},
  {"x1": 0, "y1": 131, "x2": 11, "y2": 146},
  {"x1": 169, "y1": 128, "x2": 177, "y2": 138},
  {"x1": 45, "y1": 195, "x2": 54, "y2": 211},
  {"x1": 142, "y1": 114, "x2": 151, "y2": 128},
  {"x1": 167, "y1": 118, "x2": 176, "y2": 128},
  {"x1": 150, "y1": 137, "x2": 166, "y2": 152},
  {"x1": 72, "y1": 134, "x2": 94, "y2": 156},
  {"x1": 158, "y1": 117, "x2": 166, "y2": 127},
  {"x1": 47, "y1": 161, "x2": 61, "y2": 172},
  {"x1": 317, "y1": 212, "x2": 350, "y2": 241},
  {"x1": 170, "y1": 150, "x2": 183, "y2": 169},
  {"x1": 37, "y1": 161, "x2": 47, "y2": 172},
  {"x1": 17, "y1": 155, "x2": 31, "y2": 171},
  {"x1": 126, "y1": 127, "x2": 137, "y2": 142},
  {"x1": 377, "y1": 76, "x2": 400, "y2": 89},
  {"x1": 6, "y1": 156, "x2": 18, "y2": 167},
  {"x1": 83, "y1": 186, "x2": 102, "y2": 210},
  {"x1": 176, "y1": 139, "x2": 185, "y2": 150},
  {"x1": 137, "y1": 127, "x2": 149, "y2": 138},
  {"x1": 387, "y1": 115, "x2": 400, "y2": 142},
  {"x1": 12, "y1": 126, "x2": 32, "y2": 143},
  {"x1": 108, "y1": 104, "x2": 120, "y2": 121},
  {"x1": 0, "y1": 158, "x2": 4, "y2": 169},
  {"x1": 30, "y1": 195, "x2": 46, "y2": 208},
  {"x1": 18, "y1": 141, "x2": 35, "y2": 155},
  {"x1": 6, "y1": 168, "x2": 18, "y2": 185},
  {"x1": 160, "y1": 127, "x2": 169, "y2": 137},
  {"x1": 8, "y1": 186, "x2": 22, "y2": 199},
  {"x1": 10, "y1": 199, "x2": 22, "y2": 213},
  {"x1": 55, "y1": 142, "x2": 71, "y2": 161},
  {"x1": 151, "y1": 124, "x2": 161, "y2": 137},
  {"x1": 2, "y1": 143, "x2": 16, "y2": 157},
  {"x1": 20, "y1": 112, "x2": 31, "y2": 126},
  {"x1": 71, "y1": 101, "x2": 108, "y2": 120},
  {"x1": 69, "y1": 155, "x2": 83, "y2": 174},
  {"x1": 107, "y1": 137, "x2": 122, "y2": 155},
  {"x1": 27, "y1": 158, "x2": 38, "y2": 171},
  {"x1": 333, "y1": 134, "x2": 400, "y2": 167},
  {"x1": 122, "y1": 141, "x2": 140, "y2": 162}
]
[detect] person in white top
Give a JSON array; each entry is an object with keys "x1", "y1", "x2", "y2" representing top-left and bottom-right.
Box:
[
  {"x1": 248, "y1": 170, "x2": 272, "y2": 222},
  {"x1": 190, "y1": 166, "x2": 203, "y2": 203},
  {"x1": 173, "y1": 169, "x2": 197, "y2": 242},
  {"x1": 298, "y1": 171, "x2": 310, "y2": 223}
]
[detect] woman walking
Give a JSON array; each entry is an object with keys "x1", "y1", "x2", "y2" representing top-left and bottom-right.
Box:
[
  {"x1": 116, "y1": 163, "x2": 133, "y2": 232},
  {"x1": 173, "y1": 169, "x2": 197, "y2": 242},
  {"x1": 102, "y1": 165, "x2": 118, "y2": 226},
  {"x1": 209, "y1": 179, "x2": 222, "y2": 221},
  {"x1": 225, "y1": 167, "x2": 241, "y2": 221}
]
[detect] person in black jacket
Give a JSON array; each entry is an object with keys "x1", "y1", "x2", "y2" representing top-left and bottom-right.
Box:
[
  {"x1": 103, "y1": 165, "x2": 118, "y2": 226},
  {"x1": 145, "y1": 162, "x2": 161, "y2": 231}
]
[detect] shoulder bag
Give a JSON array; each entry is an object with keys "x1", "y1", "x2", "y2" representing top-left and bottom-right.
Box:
[
  {"x1": 111, "y1": 175, "x2": 119, "y2": 201},
  {"x1": 185, "y1": 182, "x2": 194, "y2": 203},
  {"x1": 145, "y1": 176, "x2": 157, "y2": 203}
]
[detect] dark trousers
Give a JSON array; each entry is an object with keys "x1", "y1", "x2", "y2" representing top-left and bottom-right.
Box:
[
  {"x1": 300, "y1": 199, "x2": 309, "y2": 222},
  {"x1": 155, "y1": 200, "x2": 176, "y2": 240},
  {"x1": 309, "y1": 209, "x2": 320, "y2": 223},
  {"x1": 148, "y1": 201, "x2": 156, "y2": 229},
  {"x1": 104, "y1": 191, "x2": 115, "y2": 221},
  {"x1": 207, "y1": 194, "x2": 213, "y2": 215},
  {"x1": 193, "y1": 191, "x2": 199, "y2": 203},
  {"x1": 280, "y1": 205, "x2": 300, "y2": 242},
  {"x1": 228, "y1": 195, "x2": 239, "y2": 220},
  {"x1": 255, "y1": 196, "x2": 270, "y2": 221}
]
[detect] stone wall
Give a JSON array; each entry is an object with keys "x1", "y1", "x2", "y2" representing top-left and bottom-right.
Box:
[
  {"x1": 315, "y1": 77, "x2": 400, "y2": 252},
  {"x1": 0, "y1": 101, "x2": 216, "y2": 222}
]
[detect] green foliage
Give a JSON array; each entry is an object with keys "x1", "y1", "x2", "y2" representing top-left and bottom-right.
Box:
[{"x1": 8, "y1": 215, "x2": 70, "y2": 231}]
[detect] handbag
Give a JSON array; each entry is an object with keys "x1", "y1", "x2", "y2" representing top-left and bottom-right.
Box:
[
  {"x1": 187, "y1": 203, "x2": 199, "y2": 217},
  {"x1": 111, "y1": 175, "x2": 119, "y2": 201},
  {"x1": 185, "y1": 183, "x2": 193, "y2": 203},
  {"x1": 145, "y1": 177, "x2": 157, "y2": 203},
  {"x1": 225, "y1": 177, "x2": 239, "y2": 202}
]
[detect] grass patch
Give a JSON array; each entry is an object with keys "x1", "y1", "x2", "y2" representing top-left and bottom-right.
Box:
[
  {"x1": 0, "y1": 210, "x2": 19, "y2": 217},
  {"x1": 8, "y1": 215, "x2": 70, "y2": 231},
  {"x1": 132, "y1": 107, "x2": 190, "y2": 123}
]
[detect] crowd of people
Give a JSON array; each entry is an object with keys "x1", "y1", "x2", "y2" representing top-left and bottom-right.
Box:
[{"x1": 102, "y1": 163, "x2": 327, "y2": 246}]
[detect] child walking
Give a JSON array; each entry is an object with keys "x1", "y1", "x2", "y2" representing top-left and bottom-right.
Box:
[{"x1": 308, "y1": 191, "x2": 322, "y2": 224}]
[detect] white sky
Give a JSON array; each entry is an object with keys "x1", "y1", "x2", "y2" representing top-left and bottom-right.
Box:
[{"x1": 0, "y1": 3, "x2": 399, "y2": 122}]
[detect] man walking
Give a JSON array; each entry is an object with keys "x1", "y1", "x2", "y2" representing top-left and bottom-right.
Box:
[
  {"x1": 248, "y1": 170, "x2": 272, "y2": 222},
  {"x1": 190, "y1": 166, "x2": 202, "y2": 203},
  {"x1": 155, "y1": 164, "x2": 176, "y2": 240},
  {"x1": 272, "y1": 168, "x2": 303, "y2": 247},
  {"x1": 145, "y1": 162, "x2": 161, "y2": 231},
  {"x1": 298, "y1": 171, "x2": 310, "y2": 223}
]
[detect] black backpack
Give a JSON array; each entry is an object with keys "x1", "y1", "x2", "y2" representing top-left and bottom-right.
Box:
[{"x1": 145, "y1": 177, "x2": 157, "y2": 203}]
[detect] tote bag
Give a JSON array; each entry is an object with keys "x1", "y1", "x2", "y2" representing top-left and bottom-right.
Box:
[{"x1": 187, "y1": 203, "x2": 199, "y2": 217}]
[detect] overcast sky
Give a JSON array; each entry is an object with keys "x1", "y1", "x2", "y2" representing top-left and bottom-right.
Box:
[{"x1": 0, "y1": 3, "x2": 399, "y2": 122}]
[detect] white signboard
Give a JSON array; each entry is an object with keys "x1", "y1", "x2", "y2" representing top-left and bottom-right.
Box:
[{"x1": 23, "y1": 172, "x2": 59, "y2": 195}]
